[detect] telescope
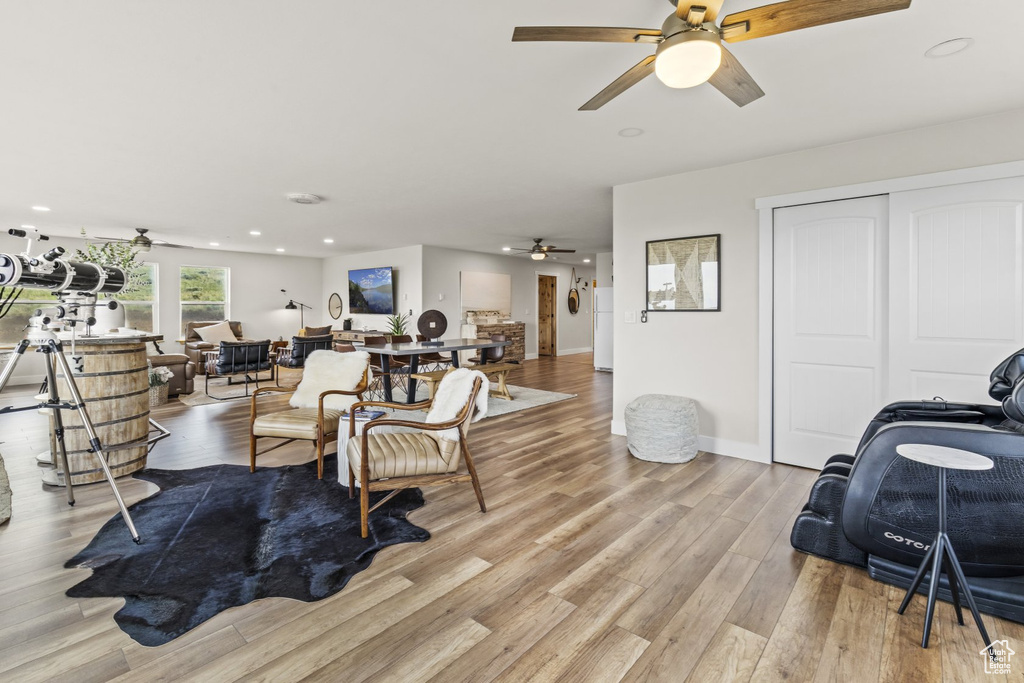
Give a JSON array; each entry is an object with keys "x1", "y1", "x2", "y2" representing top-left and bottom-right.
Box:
[{"x1": 0, "y1": 229, "x2": 126, "y2": 295}]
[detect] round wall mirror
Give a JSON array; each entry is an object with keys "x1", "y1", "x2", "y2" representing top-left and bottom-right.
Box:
[{"x1": 567, "y1": 288, "x2": 580, "y2": 315}]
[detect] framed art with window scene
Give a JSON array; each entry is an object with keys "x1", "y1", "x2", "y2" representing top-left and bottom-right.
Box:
[{"x1": 646, "y1": 234, "x2": 720, "y2": 312}]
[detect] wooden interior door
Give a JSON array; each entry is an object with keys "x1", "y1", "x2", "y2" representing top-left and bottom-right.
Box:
[{"x1": 538, "y1": 274, "x2": 556, "y2": 356}]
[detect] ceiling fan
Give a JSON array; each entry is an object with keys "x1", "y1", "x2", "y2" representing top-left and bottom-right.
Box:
[
  {"x1": 512, "y1": 0, "x2": 912, "y2": 110},
  {"x1": 510, "y1": 238, "x2": 576, "y2": 261},
  {"x1": 96, "y1": 228, "x2": 193, "y2": 252}
]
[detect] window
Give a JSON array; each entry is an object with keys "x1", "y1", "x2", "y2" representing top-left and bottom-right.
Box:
[
  {"x1": 180, "y1": 266, "x2": 229, "y2": 333},
  {"x1": 119, "y1": 263, "x2": 158, "y2": 332},
  {"x1": 0, "y1": 291, "x2": 59, "y2": 344}
]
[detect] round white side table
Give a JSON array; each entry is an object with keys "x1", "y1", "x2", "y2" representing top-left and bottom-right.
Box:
[{"x1": 894, "y1": 443, "x2": 994, "y2": 652}]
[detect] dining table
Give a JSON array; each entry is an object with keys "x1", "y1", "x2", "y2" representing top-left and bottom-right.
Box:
[{"x1": 362, "y1": 337, "x2": 509, "y2": 403}]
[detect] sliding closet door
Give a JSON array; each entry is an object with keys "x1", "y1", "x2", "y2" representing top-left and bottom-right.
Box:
[
  {"x1": 773, "y1": 196, "x2": 889, "y2": 468},
  {"x1": 888, "y1": 177, "x2": 1024, "y2": 404}
]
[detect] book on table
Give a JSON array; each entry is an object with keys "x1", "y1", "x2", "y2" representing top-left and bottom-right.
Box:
[{"x1": 342, "y1": 409, "x2": 386, "y2": 421}]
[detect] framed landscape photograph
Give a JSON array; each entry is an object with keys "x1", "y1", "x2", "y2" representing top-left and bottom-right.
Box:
[
  {"x1": 348, "y1": 266, "x2": 395, "y2": 314},
  {"x1": 646, "y1": 234, "x2": 721, "y2": 312}
]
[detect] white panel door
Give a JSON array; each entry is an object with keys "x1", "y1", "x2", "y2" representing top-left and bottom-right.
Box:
[
  {"x1": 889, "y1": 177, "x2": 1024, "y2": 404},
  {"x1": 774, "y1": 196, "x2": 889, "y2": 468}
]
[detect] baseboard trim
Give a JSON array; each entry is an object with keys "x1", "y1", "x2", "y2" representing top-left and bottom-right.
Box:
[
  {"x1": 608, "y1": 420, "x2": 766, "y2": 464},
  {"x1": 524, "y1": 353, "x2": 539, "y2": 361},
  {"x1": 557, "y1": 347, "x2": 593, "y2": 356},
  {"x1": 698, "y1": 436, "x2": 768, "y2": 463}
]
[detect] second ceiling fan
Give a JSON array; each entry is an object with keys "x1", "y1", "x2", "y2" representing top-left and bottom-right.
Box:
[
  {"x1": 511, "y1": 238, "x2": 576, "y2": 261},
  {"x1": 513, "y1": 0, "x2": 911, "y2": 110}
]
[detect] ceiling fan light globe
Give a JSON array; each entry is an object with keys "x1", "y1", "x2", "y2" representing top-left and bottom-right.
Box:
[
  {"x1": 654, "y1": 30, "x2": 722, "y2": 89},
  {"x1": 530, "y1": 252, "x2": 546, "y2": 261}
]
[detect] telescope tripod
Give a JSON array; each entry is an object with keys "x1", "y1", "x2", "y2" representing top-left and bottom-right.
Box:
[{"x1": 0, "y1": 337, "x2": 141, "y2": 543}]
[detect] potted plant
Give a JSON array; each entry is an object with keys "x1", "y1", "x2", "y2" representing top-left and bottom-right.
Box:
[
  {"x1": 148, "y1": 362, "x2": 174, "y2": 406},
  {"x1": 343, "y1": 317, "x2": 353, "y2": 331},
  {"x1": 74, "y1": 240, "x2": 147, "y2": 332},
  {"x1": 73, "y1": 241, "x2": 146, "y2": 293},
  {"x1": 386, "y1": 312, "x2": 410, "y2": 337}
]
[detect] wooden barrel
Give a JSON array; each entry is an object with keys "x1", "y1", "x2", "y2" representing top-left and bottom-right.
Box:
[{"x1": 47, "y1": 340, "x2": 150, "y2": 485}]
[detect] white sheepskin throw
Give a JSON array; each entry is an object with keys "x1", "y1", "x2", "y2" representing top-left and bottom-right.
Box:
[
  {"x1": 290, "y1": 350, "x2": 371, "y2": 411},
  {"x1": 426, "y1": 368, "x2": 489, "y2": 442}
]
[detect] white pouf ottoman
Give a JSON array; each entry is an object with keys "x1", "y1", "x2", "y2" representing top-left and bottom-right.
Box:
[{"x1": 625, "y1": 394, "x2": 699, "y2": 463}]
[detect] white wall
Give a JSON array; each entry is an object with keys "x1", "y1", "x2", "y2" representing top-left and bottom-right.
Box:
[
  {"x1": 596, "y1": 252, "x2": 612, "y2": 287},
  {"x1": 0, "y1": 233, "x2": 322, "y2": 384},
  {"x1": 612, "y1": 108, "x2": 1024, "y2": 461},
  {"x1": 421, "y1": 246, "x2": 595, "y2": 357},
  {"x1": 320, "y1": 245, "x2": 423, "y2": 332}
]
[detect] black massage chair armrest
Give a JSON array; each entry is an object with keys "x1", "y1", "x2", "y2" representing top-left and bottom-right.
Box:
[{"x1": 855, "y1": 400, "x2": 1004, "y2": 453}]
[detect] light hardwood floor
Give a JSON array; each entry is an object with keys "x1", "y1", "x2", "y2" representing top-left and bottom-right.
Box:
[{"x1": 0, "y1": 353, "x2": 1020, "y2": 682}]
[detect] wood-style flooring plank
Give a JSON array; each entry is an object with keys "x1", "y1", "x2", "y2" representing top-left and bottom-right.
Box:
[{"x1": 1, "y1": 355, "x2": 1019, "y2": 682}]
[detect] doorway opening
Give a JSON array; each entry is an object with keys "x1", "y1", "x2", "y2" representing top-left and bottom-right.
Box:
[{"x1": 537, "y1": 274, "x2": 557, "y2": 357}]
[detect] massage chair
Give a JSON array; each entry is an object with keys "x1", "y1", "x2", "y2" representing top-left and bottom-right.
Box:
[{"x1": 791, "y1": 349, "x2": 1024, "y2": 622}]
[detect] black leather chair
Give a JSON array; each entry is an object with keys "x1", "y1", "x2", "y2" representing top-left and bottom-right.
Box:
[
  {"x1": 277, "y1": 334, "x2": 334, "y2": 370},
  {"x1": 791, "y1": 348, "x2": 1024, "y2": 623},
  {"x1": 204, "y1": 340, "x2": 273, "y2": 399}
]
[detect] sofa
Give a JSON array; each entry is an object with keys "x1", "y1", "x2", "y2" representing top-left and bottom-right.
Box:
[
  {"x1": 148, "y1": 353, "x2": 195, "y2": 396},
  {"x1": 184, "y1": 321, "x2": 245, "y2": 375}
]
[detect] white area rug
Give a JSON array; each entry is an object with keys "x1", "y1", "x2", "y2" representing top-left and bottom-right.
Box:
[{"x1": 180, "y1": 382, "x2": 575, "y2": 418}]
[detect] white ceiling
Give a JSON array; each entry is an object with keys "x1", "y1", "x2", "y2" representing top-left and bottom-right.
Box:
[{"x1": 1, "y1": 0, "x2": 1022, "y2": 262}]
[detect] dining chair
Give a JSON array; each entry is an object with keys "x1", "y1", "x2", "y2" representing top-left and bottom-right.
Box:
[
  {"x1": 416, "y1": 334, "x2": 451, "y2": 371},
  {"x1": 363, "y1": 335, "x2": 407, "y2": 401},
  {"x1": 468, "y1": 334, "x2": 506, "y2": 365},
  {"x1": 345, "y1": 369, "x2": 488, "y2": 537}
]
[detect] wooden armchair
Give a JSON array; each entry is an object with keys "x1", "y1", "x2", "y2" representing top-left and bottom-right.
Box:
[
  {"x1": 345, "y1": 372, "x2": 486, "y2": 537},
  {"x1": 250, "y1": 350, "x2": 370, "y2": 479}
]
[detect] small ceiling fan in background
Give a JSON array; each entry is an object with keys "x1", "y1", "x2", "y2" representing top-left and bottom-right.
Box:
[
  {"x1": 513, "y1": 0, "x2": 911, "y2": 110},
  {"x1": 510, "y1": 238, "x2": 577, "y2": 261},
  {"x1": 95, "y1": 228, "x2": 193, "y2": 252}
]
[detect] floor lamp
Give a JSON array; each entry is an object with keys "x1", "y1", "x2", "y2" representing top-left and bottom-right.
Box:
[{"x1": 285, "y1": 299, "x2": 311, "y2": 328}]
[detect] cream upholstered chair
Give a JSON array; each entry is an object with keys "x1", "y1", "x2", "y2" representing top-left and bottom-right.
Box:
[
  {"x1": 250, "y1": 350, "x2": 370, "y2": 479},
  {"x1": 346, "y1": 369, "x2": 488, "y2": 537}
]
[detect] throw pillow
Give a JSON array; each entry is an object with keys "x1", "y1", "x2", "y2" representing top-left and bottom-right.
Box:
[
  {"x1": 302, "y1": 325, "x2": 333, "y2": 337},
  {"x1": 290, "y1": 350, "x2": 371, "y2": 412},
  {"x1": 195, "y1": 321, "x2": 236, "y2": 345}
]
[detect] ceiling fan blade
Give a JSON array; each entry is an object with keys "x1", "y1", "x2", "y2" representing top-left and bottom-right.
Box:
[
  {"x1": 579, "y1": 55, "x2": 657, "y2": 111},
  {"x1": 543, "y1": 249, "x2": 576, "y2": 253},
  {"x1": 512, "y1": 26, "x2": 662, "y2": 44},
  {"x1": 720, "y1": 0, "x2": 911, "y2": 43},
  {"x1": 707, "y1": 46, "x2": 765, "y2": 107},
  {"x1": 675, "y1": 1, "x2": 727, "y2": 24},
  {"x1": 154, "y1": 242, "x2": 193, "y2": 249},
  {"x1": 95, "y1": 237, "x2": 132, "y2": 243}
]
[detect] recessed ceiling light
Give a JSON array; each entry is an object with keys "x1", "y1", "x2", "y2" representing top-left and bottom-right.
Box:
[
  {"x1": 583, "y1": 259, "x2": 591, "y2": 263},
  {"x1": 618, "y1": 128, "x2": 644, "y2": 138},
  {"x1": 287, "y1": 193, "x2": 322, "y2": 205},
  {"x1": 323, "y1": 238, "x2": 334, "y2": 244},
  {"x1": 209, "y1": 242, "x2": 220, "y2": 247},
  {"x1": 249, "y1": 230, "x2": 261, "y2": 236},
  {"x1": 20, "y1": 224, "x2": 35, "y2": 229},
  {"x1": 501, "y1": 246, "x2": 511, "y2": 251},
  {"x1": 31, "y1": 206, "x2": 51, "y2": 212},
  {"x1": 276, "y1": 248, "x2": 285, "y2": 252},
  {"x1": 925, "y1": 37, "x2": 973, "y2": 58}
]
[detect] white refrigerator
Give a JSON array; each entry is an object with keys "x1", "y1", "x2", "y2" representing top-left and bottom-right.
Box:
[{"x1": 594, "y1": 287, "x2": 613, "y2": 371}]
